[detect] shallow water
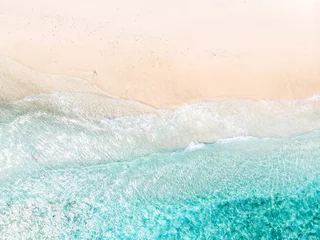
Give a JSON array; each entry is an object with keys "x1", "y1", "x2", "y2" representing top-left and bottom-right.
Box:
[{"x1": 0, "y1": 93, "x2": 320, "y2": 239}]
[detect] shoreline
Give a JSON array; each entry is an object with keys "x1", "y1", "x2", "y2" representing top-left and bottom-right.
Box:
[{"x1": 1, "y1": 55, "x2": 320, "y2": 110}]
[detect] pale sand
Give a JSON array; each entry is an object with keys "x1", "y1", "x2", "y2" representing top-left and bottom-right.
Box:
[{"x1": 0, "y1": 0, "x2": 319, "y2": 108}]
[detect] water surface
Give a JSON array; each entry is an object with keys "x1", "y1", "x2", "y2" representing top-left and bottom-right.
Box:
[{"x1": 0, "y1": 93, "x2": 320, "y2": 239}]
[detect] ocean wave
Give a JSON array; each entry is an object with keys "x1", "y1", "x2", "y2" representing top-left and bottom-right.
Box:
[
  {"x1": 1, "y1": 124, "x2": 319, "y2": 239},
  {"x1": 1, "y1": 92, "x2": 320, "y2": 176},
  {"x1": 1, "y1": 92, "x2": 320, "y2": 238}
]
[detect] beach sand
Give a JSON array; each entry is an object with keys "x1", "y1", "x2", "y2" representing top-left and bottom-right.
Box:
[{"x1": 0, "y1": 0, "x2": 319, "y2": 108}]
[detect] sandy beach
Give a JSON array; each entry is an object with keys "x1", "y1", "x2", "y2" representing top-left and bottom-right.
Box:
[
  {"x1": 2, "y1": 1, "x2": 320, "y2": 238},
  {"x1": 0, "y1": 0, "x2": 319, "y2": 108}
]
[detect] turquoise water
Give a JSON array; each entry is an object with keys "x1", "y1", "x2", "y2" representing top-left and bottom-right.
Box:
[{"x1": 0, "y1": 93, "x2": 320, "y2": 239}]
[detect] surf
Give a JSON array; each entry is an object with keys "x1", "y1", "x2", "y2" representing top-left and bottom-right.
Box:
[{"x1": 0, "y1": 92, "x2": 320, "y2": 238}]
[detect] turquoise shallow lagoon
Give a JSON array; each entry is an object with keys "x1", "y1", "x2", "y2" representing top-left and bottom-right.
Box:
[{"x1": 0, "y1": 93, "x2": 320, "y2": 239}]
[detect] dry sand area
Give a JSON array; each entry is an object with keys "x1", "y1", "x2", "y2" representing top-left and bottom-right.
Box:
[{"x1": 0, "y1": 0, "x2": 319, "y2": 108}]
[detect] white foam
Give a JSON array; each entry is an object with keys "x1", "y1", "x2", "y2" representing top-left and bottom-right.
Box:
[
  {"x1": 216, "y1": 136, "x2": 258, "y2": 143},
  {"x1": 1, "y1": 92, "x2": 320, "y2": 177},
  {"x1": 185, "y1": 142, "x2": 206, "y2": 151}
]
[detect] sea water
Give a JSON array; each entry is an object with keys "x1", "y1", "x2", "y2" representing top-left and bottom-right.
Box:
[{"x1": 0, "y1": 93, "x2": 320, "y2": 239}]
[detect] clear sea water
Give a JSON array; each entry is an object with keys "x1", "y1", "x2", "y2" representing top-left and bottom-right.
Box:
[{"x1": 0, "y1": 93, "x2": 320, "y2": 239}]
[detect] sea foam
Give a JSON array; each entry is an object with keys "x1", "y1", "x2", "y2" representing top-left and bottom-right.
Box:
[{"x1": 1, "y1": 92, "x2": 320, "y2": 176}]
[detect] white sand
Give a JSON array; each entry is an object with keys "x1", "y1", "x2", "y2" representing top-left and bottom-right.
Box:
[{"x1": 0, "y1": 0, "x2": 319, "y2": 108}]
